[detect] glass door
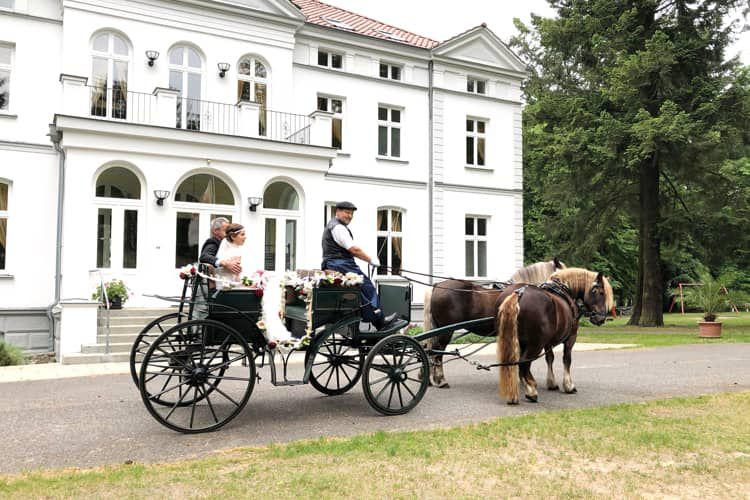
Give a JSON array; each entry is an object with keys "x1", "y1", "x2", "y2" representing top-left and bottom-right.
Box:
[{"x1": 263, "y1": 216, "x2": 297, "y2": 271}]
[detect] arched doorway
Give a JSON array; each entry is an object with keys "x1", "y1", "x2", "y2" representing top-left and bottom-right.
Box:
[{"x1": 262, "y1": 180, "x2": 300, "y2": 271}]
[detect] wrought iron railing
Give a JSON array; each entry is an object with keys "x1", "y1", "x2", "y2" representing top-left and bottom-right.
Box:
[
  {"x1": 177, "y1": 96, "x2": 239, "y2": 135},
  {"x1": 262, "y1": 110, "x2": 311, "y2": 144},
  {"x1": 88, "y1": 86, "x2": 155, "y2": 125}
]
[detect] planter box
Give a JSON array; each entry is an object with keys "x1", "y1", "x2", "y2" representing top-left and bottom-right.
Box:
[{"x1": 698, "y1": 321, "x2": 722, "y2": 338}]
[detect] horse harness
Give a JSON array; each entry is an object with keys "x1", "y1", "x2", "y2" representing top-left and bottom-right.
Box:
[{"x1": 514, "y1": 279, "x2": 584, "y2": 321}]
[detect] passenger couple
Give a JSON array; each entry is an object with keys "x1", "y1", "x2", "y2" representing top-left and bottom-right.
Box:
[{"x1": 199, "y1": 217, "x2": 246, "y2": 288}]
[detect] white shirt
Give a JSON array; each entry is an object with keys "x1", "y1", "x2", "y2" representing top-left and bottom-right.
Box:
[{"x1": 331, "y1": 223, "x2": 355, "y2": 250}]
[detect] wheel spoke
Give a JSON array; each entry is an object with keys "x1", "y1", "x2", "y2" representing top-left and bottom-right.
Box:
[
  {"x1": 374, "y1": 379, "x2": 391, "y2": 402},
  {"x1": 206, "y1": 353, "x2": 246, "y2": 373},
  {"x1": 314, "y1": 363, "x2": 334, "y2": 379},
  {"x1": 368, "y1": 374, "x2": 390, "y2": 386},
  {"x1": 387, "y1": 381, "x2": 396, "y2": 408},
  {"x1": 199, "y1": 385, "x2": 219, "y2": 424},
  {"x1": 164, "y1": 384, "x2": 192, "y2": 420},
  {"x1": 369, "y1": 363, "x2": 390, "y2": 375},
  {"x1": 147, "y1": 378, "x2": 192, "y2": 399},
  {"x1": 399, "y1": 380, "x2": 417, "y2": 399},
  {"x1": 211, "y1": 385, "x2": 242, "y2": 408},
  {"x1": 189, "y1": 386, "x2": 199, "y2": 428},
  {"x1": 396, "y1": 381, "x2": 404, "y2": 408},
  {"x1": 205, "y1": 375, "x2": 253, "y2": 382}
]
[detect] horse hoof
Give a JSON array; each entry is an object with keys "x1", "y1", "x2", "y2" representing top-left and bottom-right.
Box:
[
  {"x1": 547, "y1": 385, "x2": 559, "y2": 391},
  {"x1": 437, "y1": 382, "x2": 450, "y2": 389},
  {"x1": 565, "y1": 388, "x2": 577, "y2": 394},
  {"x1": 506, "y1": 399, "x2": 519, "y2": 405},
  {"x1": 525, "y1": 394, "x2": 538, "y2": 403}
]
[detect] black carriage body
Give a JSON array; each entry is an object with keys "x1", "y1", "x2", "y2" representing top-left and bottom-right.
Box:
[{"x1": 207, "y1": 289, "x2": 265, "y2": 347}]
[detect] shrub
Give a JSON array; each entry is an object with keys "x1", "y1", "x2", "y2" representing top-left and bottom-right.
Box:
[
  {"x1": 92, "y1": 279, "x2": 131, "y2": 304},
  {"x1": 0, "y1": 341, "x2": 25, "y2": 366}
]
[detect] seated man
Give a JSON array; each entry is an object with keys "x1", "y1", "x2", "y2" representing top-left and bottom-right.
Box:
[
  {"x1": 200, "y1": 217, "x2": 242, "y2": 276},
  {"x1": 321, "y1": 201, "x2": 398, "y2": 330}
]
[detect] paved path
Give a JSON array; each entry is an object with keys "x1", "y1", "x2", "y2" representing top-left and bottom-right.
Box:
[{"x1": 1, "y1": 343, "x2": 748, "y2": 474}]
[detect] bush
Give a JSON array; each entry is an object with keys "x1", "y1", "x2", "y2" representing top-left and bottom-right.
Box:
[
  {"x1": 91, "y1": 279, "x2": 131, "y2": 304},
  {"x1": 0, "y1": 341, "x2": 25, "y2": 366}
]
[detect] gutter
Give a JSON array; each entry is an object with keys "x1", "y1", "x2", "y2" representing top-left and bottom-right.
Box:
[
  {"x1": 427, "y1": 59, "x2": 434, "y2": 285},
  {"x1": 46, "y1": 125, "x2": 65, "y2": 353}
]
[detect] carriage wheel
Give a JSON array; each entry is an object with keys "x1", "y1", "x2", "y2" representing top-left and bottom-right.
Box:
[
  {"x1": 362, "y1": 335, "x2": 429, "y2": 416},
  {"x1": 139, "y1": 319, "x2": 255, "y2": 433},
  {"x1": 306, "y1": 324, "x2": 363, "y2": 396},
  {"x1": 130, "y1": 312, "x2": 184, "y2": 388}
]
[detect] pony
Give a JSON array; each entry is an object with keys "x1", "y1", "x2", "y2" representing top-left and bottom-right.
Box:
[
  {"x1": 496, "y1": 268, "x2": 613, "y2": 404},
  {"x1": 422, "y1": 258, "x2": 565, "y2": 388}
]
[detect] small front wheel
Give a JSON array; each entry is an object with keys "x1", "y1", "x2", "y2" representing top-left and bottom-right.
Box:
[
  {"x1": 306, "y1": 324, "x2": 363, "y2": 396},
  {"x1": 362, "y1": 335, "x2": 429, "y2": 415}
]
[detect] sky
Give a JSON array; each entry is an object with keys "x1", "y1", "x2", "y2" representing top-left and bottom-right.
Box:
[{"x1": 321, "y1": 0, "x2": 750, "y2": 65}]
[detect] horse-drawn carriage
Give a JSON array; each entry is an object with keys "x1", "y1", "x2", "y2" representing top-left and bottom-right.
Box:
[{"x1": 131, "y1": 266, "x2": 433, "y2": 433}]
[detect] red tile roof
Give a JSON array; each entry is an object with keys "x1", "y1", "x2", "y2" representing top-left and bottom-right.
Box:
[{"x1": 291, "y1": 0, "x2": 439, "y2": 49}]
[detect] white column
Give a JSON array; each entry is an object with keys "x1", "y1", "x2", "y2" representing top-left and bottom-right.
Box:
[
  {"x1": 59, "y1": 74, "x2": 88, "y2": 116},
  {"x1": 237, "y1": 100, "x2": 261, "y2": 138},
  {"x1": 57, "y1": 300, "x2": 99, "y2": 358},
  {"x1": 153, "y1": 87, "x2": 179, "y2": 127},
  {"x1": 309, "y1": 110, "x2": 333, "y2": 148}
]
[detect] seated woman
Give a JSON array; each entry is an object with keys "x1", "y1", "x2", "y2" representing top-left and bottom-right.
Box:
[{"x1": 214, "y1": 223, "x2": 245, "y2": 289}]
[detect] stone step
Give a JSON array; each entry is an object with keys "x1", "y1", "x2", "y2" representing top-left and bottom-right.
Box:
[
  {"x1": 81, "y1": 342, "x2": 134, "y2": 354},
  {"x1": 97, "y1": 321, "x2": 180, "y2": 336},
  {"x1": 61, "y1": 352, "x2": 130, "y2": 364},
  {"x1": 100, "y1": 314, "x2": 181, "y2": 326},
  {"x1": 99, "y1": 308, "x2": 176, "y2": 318},
  {"x1": 95, "y1": 333, "x2": 150, "y2": 345}
]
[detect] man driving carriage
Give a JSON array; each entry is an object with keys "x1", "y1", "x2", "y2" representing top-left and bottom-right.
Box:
[{"x1": 322, "y1": 201, "x2": 399, "y2": 331}]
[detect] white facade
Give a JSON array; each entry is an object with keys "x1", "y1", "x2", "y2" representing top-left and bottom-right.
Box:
[{"x1": 0, "y1": 0, "x2": 526, "y2": 355}]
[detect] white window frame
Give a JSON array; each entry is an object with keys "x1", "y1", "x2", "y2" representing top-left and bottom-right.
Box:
[
  {"x1": 0, "y1": 43, "x2": 14, "y2": 114},
  {"x1": 0, "y1": 1, "x2": 15, "y2": 11},
  {"x1": 237, "y1": 55, "x2": 268, "y2": 135},
  {"x1": 168, "y1": 45, "x2": 204, "y2": 130},
  {"x1": 323, "y1": 202, "x2": 336, "y2": 227},
  {"x1": 317, "y1": 49, "x2": 343, "y2": 70},
  {"x1": 0, "y1": 180, "x2": 10, "y2": 272},
  {"x1": 90, "y1": 32, "x2": 130, "y2": 119},
  {"x1": 466, "y1": 117, "x2": 487, "y2": 168},
  {"x1": 317, "y1": 95, "x2": 344, "y2": 150},
  {"x1": 378, "y1": 61, "x2": 402, "y2": 81},
  {"x1": 377, "y1": 105, "x2": 403, "y2": 159},
  {"x1": 376, "y1": 207, "x2": 404, "y2": 276},
  {"x1": 465, "y1": 215, "x2": 488, "y2": 278},
  {"x1": 467, "y1": 77, "x2": 487, "y2": 95}
]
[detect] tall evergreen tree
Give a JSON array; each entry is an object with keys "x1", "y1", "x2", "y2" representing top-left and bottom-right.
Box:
[{"x1": 514, "y1": 0, "x2": 750, "y2": 326}]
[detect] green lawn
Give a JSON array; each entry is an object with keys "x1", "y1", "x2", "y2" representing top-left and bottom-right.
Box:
[{"x1": 3, "y1": 392, "x2": 749, "y2": 498}]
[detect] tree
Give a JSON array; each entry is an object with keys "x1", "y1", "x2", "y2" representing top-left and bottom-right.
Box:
[{"x1": 514, "y1": 0, "x2": 750, "y2": 326}]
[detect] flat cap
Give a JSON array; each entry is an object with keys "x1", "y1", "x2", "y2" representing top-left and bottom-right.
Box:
[{"x1": 335, "y1": 201, "x2": 357, "y2": 210}]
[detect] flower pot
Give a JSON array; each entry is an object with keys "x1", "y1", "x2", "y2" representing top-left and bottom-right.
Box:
[
  {"x1": 107, "y1": 297, "x2": 123, "y2": 310},
  {"x1": 698, "y1": 321, "x2": 721, "y2": 338}
]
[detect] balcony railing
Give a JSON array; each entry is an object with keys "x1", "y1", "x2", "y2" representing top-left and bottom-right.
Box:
[{"x1": 85, "y1": 86, "x2": 312, "y2": 145}]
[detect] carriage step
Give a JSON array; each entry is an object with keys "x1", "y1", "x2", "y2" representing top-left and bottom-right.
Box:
[
  {"x1": 60, "y1": 352, "x2": 130, "y2": 364},
  {"x1": 270, "y1": 380, "x2": 307, "y2": 386}
]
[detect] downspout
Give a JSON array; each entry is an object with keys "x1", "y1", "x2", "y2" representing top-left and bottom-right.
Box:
[
  {"x1": 427, "y1": 59, "x2": 434, "y2": 285},
  {"x1": 47, "y1": 124, "x2": 65, "y2": 354}
]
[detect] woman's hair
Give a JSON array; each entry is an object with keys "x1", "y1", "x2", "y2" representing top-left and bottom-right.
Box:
[{"x1": 225, "y1": 223, "x2": 245, "y2": 242}]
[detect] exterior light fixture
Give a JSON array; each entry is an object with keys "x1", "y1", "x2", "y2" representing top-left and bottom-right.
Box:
[
  {"x1": 146, "y1": 50, "x2": 160, "y2": 67},
  {"x1": 154, "y1": 190, "x2": 171, "y2": 206},
  {"x1": 217, "y1": 62, "x2": 231, "y2": 78},
  {"x1": 248, "y1": 196, "x2": 263, "y2": 212}
]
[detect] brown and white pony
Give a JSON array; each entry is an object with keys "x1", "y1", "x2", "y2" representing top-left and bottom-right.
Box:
[
  {"x1": 496, "y1": 268, "x2": 614, "y2": 404},
  {"x1": 422, "y1": 258, "x2": 565, "y2": 388}
]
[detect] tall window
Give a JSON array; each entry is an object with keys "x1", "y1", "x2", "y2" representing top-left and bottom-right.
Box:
[
  {"x1": 379, "y1": 62, "x2": 402, "y2": 81},
  {"x1": 466, "y1": 118, "x2": 486, "y2": 167},
  {"x1": 323, "y1": 202, "x2": 336, "y2": 227},
  {"x1": 91, "y1": 32, "x2": 129, "y2": 119},
  {"x1": 0, "y1": 181, "x2": 8, "y2": 270},
  {"x1": 376, "y1": 208, "x2": 403, "y2": 276},
  {"x1": 173, "y1": 173, "x2": 235, "y2": 267},
  {"x1": 465, "y1": 216, "x2": 487, "y2": 277},
  {"x1": 317, "y1": 96, "x2": 343, "y2": 149},
  {"x1": 317, "y1": 50, "x2": 342, "y2": 69},
  {"x1": 263, "y1": 181, "x2": 299, "y2": 272},
  {"x1": 467, "y1": 77, "x2": 486, "y2": 94},
  {"x1": 0, "y1": 44, "x2": 11, "y2": 111},
  {"x1": 378, "y1": 106, "x2": 401, "y2": 158},
  {"x1": 0, "y1": 1, "x2": 14, "y2": 9},
  {"x1": 94, "y1": 167, "x2": 141, "y2": 269},
  {"x1": 169, "y1": 46, "x2": 202, "y2": 130},
  {"x1": 237, "y1": 56, "x2": 268, "y2": 135}
]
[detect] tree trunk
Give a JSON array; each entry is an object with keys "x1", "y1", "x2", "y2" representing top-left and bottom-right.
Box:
[
  {"x1": 633, "y1": 155, "x2": 664, "y2": 327},
  {"x1": 627, "y1": 236, "x2": 644, "y2": 325}
]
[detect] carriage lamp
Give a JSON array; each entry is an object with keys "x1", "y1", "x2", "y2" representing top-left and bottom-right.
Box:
[
  {"x1": 146, "y1": 50, "x2": 160, "y2": 67},
  {"x1": 154, "y1": 190, "x2": 171, "y2": 206},
  {"x1": 217, "y1": 62, "x2": 231, "y2": 78},
  {"x1": 248, "y1": 196, "x2": 263, "y2": 212}
]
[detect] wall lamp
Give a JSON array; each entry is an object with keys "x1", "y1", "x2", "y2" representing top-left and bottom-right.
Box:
[
  {"x1": 146, "y1": 50, "x2": 160, "y2": 67},
  {"x1": 218, "y1": 62, "x2": 231, "y2": 78},
  {"x1": 154, "y1": 190, "x2": 171, "y2": 206},
  {"x1": 248, "y1": 196, "x2": 263, "y2": 212}
]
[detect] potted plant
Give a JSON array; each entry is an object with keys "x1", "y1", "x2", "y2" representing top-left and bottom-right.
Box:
[
  {"x1": 92, "y1": 279, "x2": 131, "y2": 309},
  {"x1": 683, "y1": 269, "x2": 745, "y2": 338}
]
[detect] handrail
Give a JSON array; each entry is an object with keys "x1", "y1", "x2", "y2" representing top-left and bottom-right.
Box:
[{"x1": 89, "y1": 269, "x2": 111, "y2": 355}]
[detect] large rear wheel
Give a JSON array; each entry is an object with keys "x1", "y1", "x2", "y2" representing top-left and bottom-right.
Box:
[
  {"x1": 139, "y1": 319, "x2": 255, "y2": 433},
  {"x1": 130, "y1": 312, "x2": 184, "y2": 389}
]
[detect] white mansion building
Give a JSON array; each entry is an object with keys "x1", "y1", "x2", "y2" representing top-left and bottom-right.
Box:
[{"x1": 0, "y1": 0, "x2": 525, "y2": 358}]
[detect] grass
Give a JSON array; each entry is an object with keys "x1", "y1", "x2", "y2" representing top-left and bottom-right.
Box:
[
  {"x1": 410, "y1": 312, "x2": 750, "y2": 348},
  {"x1": 2, "y1": 392, "x2": 750, "y2": 498}
]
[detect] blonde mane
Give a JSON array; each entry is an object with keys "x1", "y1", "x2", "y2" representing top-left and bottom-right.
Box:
[
  {"x1": 511, "y1": 260, "x2": 566, "y2": 285},
  {"x1": 549, "y1": 268, "x2": 614, "y2": 309}
]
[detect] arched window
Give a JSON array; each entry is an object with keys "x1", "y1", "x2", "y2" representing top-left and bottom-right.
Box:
[
  {"x1": 376, "y1": 208, "x2": 403, "y2": 275},
  {"x1": 91, "y1": 31, "x2": 130, "y2": 119},
  {"x1": 237, "y1": 55, "x2": 268, "y2": 135},
  {"x1": 263, "y1": 181, "x2": 298, "y2": 210},
  {"x1": 262, "y1": 181, "x2": 300, "y2": 271},
  {"x1": 93, "y1": 166, "x2": 141, "y2": 270},
  {"x1": 95, "y1": 166, "x2": 141, "y2": 199},
  {"x1": 169, "y1": 45, "x2": 203, "y2": 130},
  {"x1": 0, "y1": 181, "x2": 9, "y2": 270},
  {"x1": 175, "y1": 174, "x2": 234, "y2": 205}
]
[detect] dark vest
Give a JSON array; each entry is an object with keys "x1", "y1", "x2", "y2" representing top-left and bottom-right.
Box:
[{"x1": 322, "y1": 218, "x2": 354, "y2": 261}]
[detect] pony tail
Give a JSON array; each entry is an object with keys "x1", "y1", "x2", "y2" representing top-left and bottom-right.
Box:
[
  {"x1": 423, "y1": 287, "x2": 433, "y2": 332},
  {"x1": 497, "y1": 293, "x2": 520, "y2": 404}
]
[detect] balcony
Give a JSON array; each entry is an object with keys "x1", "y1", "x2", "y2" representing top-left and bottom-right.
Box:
[{"x1": 58, "y1": 75, "x2": 330, "y2": 147}]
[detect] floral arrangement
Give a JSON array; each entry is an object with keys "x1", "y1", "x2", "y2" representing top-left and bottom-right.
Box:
[
  {"x1": 240, "y1": 270, "x2": 268, "y2": 294},
  {"x1": 91, "y1": 279, "x2": 131, "y2": 304},
  {"x1": 178, "y1": 264, "x2": 197, "y2": 280}
]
